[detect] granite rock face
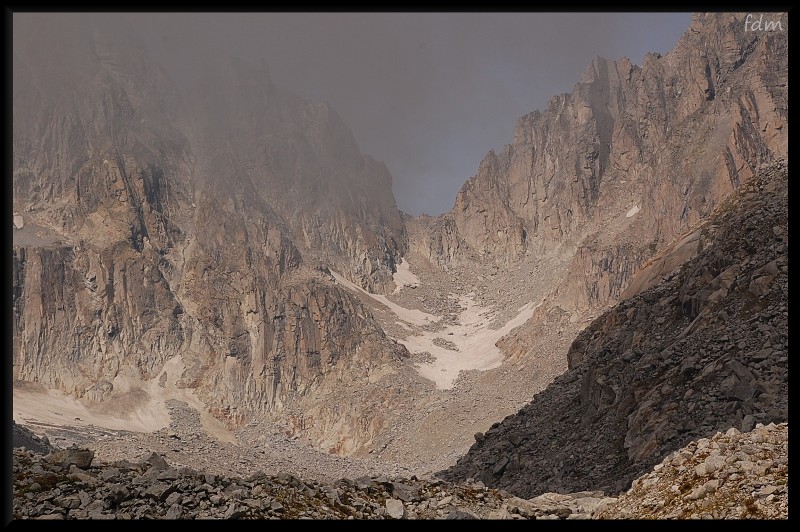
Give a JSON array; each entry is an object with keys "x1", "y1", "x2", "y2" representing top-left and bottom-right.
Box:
[
  {"x1": 441, "y1": 161, "x2": 788, "y2": 498},
  {"x1": 12, "y1": 14, "x2": 408, "y2": 448},
  {"x1": 185, "y1": 55, "x2": 407, "y2": 294},
  {"x1": 416, "y1": 12, "x2": 787, "y2": 313}
]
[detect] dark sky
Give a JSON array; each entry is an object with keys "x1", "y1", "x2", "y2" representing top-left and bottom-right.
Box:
[{"x1": 27, "y1": 12, "x2": 694, "y2": 216}]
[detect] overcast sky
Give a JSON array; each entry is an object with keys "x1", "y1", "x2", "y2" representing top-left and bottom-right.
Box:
[{"x1": 61, "y1": 12, "x2": 694, "y2": 216}]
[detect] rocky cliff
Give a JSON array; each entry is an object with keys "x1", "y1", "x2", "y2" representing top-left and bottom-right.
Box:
[
  {"x1": 185, "y1": 55, "x2": 406, "y2": 294},
  {"x1": 415, "y1": 12, "x2": 787, "y2": 317},
  {"x1": 440, "y1": 160, "x2": 788, "y2": 497},
  {"x1": 12, "y1": 14, "x2": 409, "y2": 449}
]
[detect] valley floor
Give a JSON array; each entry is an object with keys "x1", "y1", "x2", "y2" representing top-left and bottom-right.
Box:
[{"x1": 13, "y1": 245, "x2": 583, "y2": 481}]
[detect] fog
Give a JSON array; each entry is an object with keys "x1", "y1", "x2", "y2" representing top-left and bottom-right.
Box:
[{"x1": 17, "y1": 12, "x2": 692, "y2": 216}]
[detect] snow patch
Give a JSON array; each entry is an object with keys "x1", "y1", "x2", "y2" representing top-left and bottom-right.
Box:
[
  {"x1": 404, "y1": 295, "x2": 542, "y2": 390},
  {"x1": 13, "y1": 355, "x2": 236, "y2": 442},
  {"x1": 331, "y1": 271, "x2": 439, "y2": 326},
  {"x1": 392, "y1": 259, "x2": 421, "y2": 294},
  {"x1": 330, "y1": 270, "x2": 542, "y2": 390}
]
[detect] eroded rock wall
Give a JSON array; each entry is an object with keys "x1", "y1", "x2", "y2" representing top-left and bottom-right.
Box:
[
  {"x1": 12, "y1": 14, "x2": 410, "y2": 451},
  {"x1": 417, "y1": 12, "x2": 787, "y2": 313}
]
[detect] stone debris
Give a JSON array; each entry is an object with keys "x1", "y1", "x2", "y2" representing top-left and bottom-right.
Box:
[
  {"x1": 597, "y1": 423, "x2": 788, "y2": 519},
  {"x1": 11, "y1": 445, "x2": 599, "y2": 520},
  {"x1": 13, "y1": 420, "x2": 55, "y2": 455},
  {"x1": 12, "y1": 421, "x2": 786, "y2": 520}
]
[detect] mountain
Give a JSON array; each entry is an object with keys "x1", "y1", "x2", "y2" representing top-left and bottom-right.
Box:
[
  {"x1": 11, "y1": 11, "x2": 789, "y2": 513},
  {"x1": 12, "y1": 13, "x2": 409, "y2": 452},
  {"x1": 440, "y1": 159, "x2": 788, "y2": 497},
  {"x1": 377, "y1": 10, "x2": 787, "y2": 479},
  {"x1": 184, "y1": 55, "x2": 407, "y2": 293},
  {"x1": 413, "y1": 12, "x2": 786, "y2": 334}
]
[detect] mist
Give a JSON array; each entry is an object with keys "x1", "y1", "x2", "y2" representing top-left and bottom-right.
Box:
[{"x1": 17, "y1": 12, "x2": 692, "y2": 216}]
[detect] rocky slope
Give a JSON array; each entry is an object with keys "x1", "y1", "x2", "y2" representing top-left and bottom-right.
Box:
[
  {"x1": 11, "y1": 420, "x2": 787, "y2": 520},
  {"x1": 597, "y1": 422, "x2": 788, "y2": 520},
  {"x1": 12, "y1": 421, "x2": 55, "y2": 456},
  {"x1": 12, "y1": 13, "x2": 410, "y2": 452},
  {"x1": 10, "y1": 440, "x2": 608, "y2": 521},
  {"x1": 440, "y1": 160, "x2": 788, "y2": 498}
]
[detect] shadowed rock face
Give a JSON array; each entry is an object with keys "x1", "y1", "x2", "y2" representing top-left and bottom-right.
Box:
[
  {"x1": 416, "y1": 12, "x2": 787, "y2": 311},
  {"x1": 12, "y1": 421, "x2": 55, "y2": 455},
  {"x1": 440, "y1": 161, "x2": 787, "y2": 498},
  {"x1": 12, "y1": 14, "x2": 409, "y2": 446}
]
